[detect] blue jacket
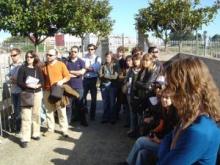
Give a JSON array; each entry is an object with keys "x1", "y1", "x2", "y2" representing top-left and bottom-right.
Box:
[{"x1": 158, "y1": 115, "x2": 220, "y2": 165}]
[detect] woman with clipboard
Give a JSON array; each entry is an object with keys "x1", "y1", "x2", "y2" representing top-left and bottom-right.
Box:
[{"x1": 17, "y1": 50, "x2": 44, "y2": 148}]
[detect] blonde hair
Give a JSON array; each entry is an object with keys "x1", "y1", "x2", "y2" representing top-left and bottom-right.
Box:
[
  {"x1": 165, "y1": 57, "x2": 220, "y2": 124},
  {"x1": 142, "y1": 53, "x2": 155, "y2": 70}
]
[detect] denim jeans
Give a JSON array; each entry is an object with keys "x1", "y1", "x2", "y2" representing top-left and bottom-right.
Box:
[
  {"x1": 127, "y1": 136, "x2": 159, "y2": 165},
  {"x1": 83, "y1": 77, "x2": 97, "y2": 119},
  {"x1": 11, "y1": 93, "x2": 21, "y2": 131},
  {"x1": 101, "y1": 84, "x2": 117, "y2": 122},
  {"x1": 66, "y1": 89, "x2": 83, "y2": 124}
]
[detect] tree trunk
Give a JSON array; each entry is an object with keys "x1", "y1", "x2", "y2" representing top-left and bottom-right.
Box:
[
  {"x1": 164, "y1": 30, "x2": 168, "y2": 52},
  {"x1": 34, "y1": 38, "x2": 40, "y2": 53},
  {"x1": 145, "y1": 37, "x2": 151, "y2": 49},
  {"x1": 81, "y1": 37, "x2": 85, "y2": 57},
  {"x1": 164, "y1": 41, "x2": 167, "y2": 52},
  {"x1": 34, "y1": 43, "x2": 39, "y2": 53},
  {"x1": 96, "y1": 36, "x2": 101, "y2": 48},
  {"x1": 178, "y1": 40, "x2": 182, "y2": 53}
]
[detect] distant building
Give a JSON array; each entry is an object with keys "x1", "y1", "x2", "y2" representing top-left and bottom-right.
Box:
[
  {"x1": 44, "y1": 33, "x2": 137, "y2": 59},
  {"x1": 44, "y1": 37, "x2": 55, "y2": 48},
  {"x1": 101, "y1": 35, "x2": 137, "y2": 59},
  {"x1": 83, "y1": 33, "x2": 102, "y2": 57},
  {"x1": 64, "y1": 34, "x2": 81, "y2": 50}
]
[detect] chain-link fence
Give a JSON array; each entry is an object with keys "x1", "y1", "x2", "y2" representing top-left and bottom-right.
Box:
[
  {"x1": 0, "y1": 54, "x2": 13, "y2": 136},
  {"x1": 165, "y1": 40, "x2": 220, "y2": 58},
  {"x1": 1, "y1": 42, "x2": 45, "y2": 53}
]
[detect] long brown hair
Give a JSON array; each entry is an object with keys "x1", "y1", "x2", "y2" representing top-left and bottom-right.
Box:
[
  {"x1": 24, "y1": 50, "x2": 41, "y2": 67},
  {"x1": 165, "y1": 57, "x2": 220, "y2": 124}
]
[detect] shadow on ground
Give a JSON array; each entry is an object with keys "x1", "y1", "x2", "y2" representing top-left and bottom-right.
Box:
[{"x1": 50, "y1": 100, "x2": 134, "y2": 165}]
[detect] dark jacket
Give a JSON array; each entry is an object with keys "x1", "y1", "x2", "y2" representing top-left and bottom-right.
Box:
[
  {"x1": 99, "y1": 62, "x2": 119, "y2": 87},
  {"x1": 17, "y1": 65, "x2": 44, "y2": 93},
  {"x1": 135, "y1": 64, "x2": 162, "y2": 99}
]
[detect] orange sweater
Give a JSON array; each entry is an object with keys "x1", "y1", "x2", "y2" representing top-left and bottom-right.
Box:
[{"x1": 42, "y1": 61, "x2": 70, "y2": 90}]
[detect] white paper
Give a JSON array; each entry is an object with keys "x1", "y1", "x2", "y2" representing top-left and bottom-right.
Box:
[
  {"x1": 25, "y1": 76, "x2": 39, "y2": 85},
  {"x1": 149, "y1": 97, "x2": 158, "y2": 105}
]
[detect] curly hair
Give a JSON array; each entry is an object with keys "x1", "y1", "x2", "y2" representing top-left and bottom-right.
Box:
[{"x1": 165, "y1": 57, "x2": 220, "y2": 124}]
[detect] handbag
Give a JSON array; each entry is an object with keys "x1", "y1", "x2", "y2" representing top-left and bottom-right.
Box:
[
  {"x1": 48, "y1": 84, "x2": 64, "y2": 103},
  {"x1": 20, "y1": 69, "x2": 37, "y2": 107},
  {"x1": 20, "y1": 91, "x2": 34, "y2": 107},
  {"x1": 46, "y1": 64, "x2": 64, "y2": 103}
]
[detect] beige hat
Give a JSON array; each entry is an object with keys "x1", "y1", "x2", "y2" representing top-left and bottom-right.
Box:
[{"x1": 47, "y1": 49, "x2": 57, "y2": 56}]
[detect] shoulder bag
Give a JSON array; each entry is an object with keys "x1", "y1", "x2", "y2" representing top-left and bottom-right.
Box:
[
  {"x1": 46, "y1": 64, "x2": 64, "y2": 103},
  {"x1": 20, "y1": 69, "x2": 36, "y2": 107}
]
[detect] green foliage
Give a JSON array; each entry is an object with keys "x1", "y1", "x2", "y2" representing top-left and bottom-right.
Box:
[
  {"x1": 0, "y1": 0, "x2": 113, "y2": 48},
  {"x1": 170, "y1": 32, "x2": 195, "y2": 41},
  {"x1": 0, "y1": 0, "x2": 77, "y2": 47},
  {"x1": 21, "y1": 43, "x2": 44, "y2": 52},
  {"x1": 212, "y1": 34, "x2": 220, "y2": 41},
  {"x1": 3, "y1": 36, "x2": 27, "y2": 43},
  {"x1": 135, "y1": 0, "x2": 218, "y2": 46},
  {"x1": 63, "y1": 0, "x2": 114, "y2": 43}
]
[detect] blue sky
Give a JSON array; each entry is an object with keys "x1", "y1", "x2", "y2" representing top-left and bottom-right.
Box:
[
  {"x1": 0, "y1": 0, "x2": 219, "y2": 42},
  {"x1": 109, "y1": 0, "x2": 220, "y2": 38}
]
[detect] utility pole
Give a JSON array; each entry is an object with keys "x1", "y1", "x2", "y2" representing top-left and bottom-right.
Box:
[
  {"x1": 122, "y1": 33, "x2": 124, "y2": 47},
  {"x1": 196, "y1": 30, "x2": 198, "y2": 55},
  {"x1": 203, "y1": 31, "x2": 207, "y2": 56}
]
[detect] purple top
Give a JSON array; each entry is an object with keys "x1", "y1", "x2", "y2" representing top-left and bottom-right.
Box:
[{"x1": 66, "y1": 58, "x2": 85, "y2": 89}]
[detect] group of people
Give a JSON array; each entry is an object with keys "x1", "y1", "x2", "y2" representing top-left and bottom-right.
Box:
[
  {"x1": 6, "y1": 44, "x2": 220, "y2": 165},
  {"x1": 7, "y1": 44, "x2": 102, "y2": 148},
  {"x1": 117, "y1": 52, "x2": 220, "y2": 164}
]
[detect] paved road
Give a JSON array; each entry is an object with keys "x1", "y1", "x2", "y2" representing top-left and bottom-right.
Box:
[{"x1": 0, "y1": 91, "x2": 134, "y2": 165}]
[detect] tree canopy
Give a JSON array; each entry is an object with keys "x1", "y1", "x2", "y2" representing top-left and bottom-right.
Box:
[
  {"x1": 62, "y1": 0, "x2": 114, "y2": 47},
  {"x1": 135, "y1": 0, "x2": 219, "y2": 50},
  {"x1": 169, "y1": 31, "x2": 195, "y2": 41},
  {"x1": 0, "y1": 0, "x2": 114, "y2": 50},
  {"x1": 212, "y1": 34, "x2": 220, "y2": 41},
  {"x1": 3, "y1": 36, "x2": 27, "y2": 43}
]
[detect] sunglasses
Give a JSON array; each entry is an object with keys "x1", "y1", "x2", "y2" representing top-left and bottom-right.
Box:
[
  {"x1": 26, "y1": 56, "x2": 34, "y2": 59},
  {"x1": 11, "y1": 54, "x2": 18, "y2": 57},
  {"x1": 46, "y1": 54, "x2": 54, "y2": 57},
  {"x1": 71, "y1": 51, "x2": 78, "y2": 53}
]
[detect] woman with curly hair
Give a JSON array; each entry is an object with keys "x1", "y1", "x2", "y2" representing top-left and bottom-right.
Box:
[{"x1": 158, "y1": 57, "x2": 220, "y2": 165}]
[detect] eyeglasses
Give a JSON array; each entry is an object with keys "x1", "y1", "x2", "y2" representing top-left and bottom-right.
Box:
[
  {"x1": 26, "y1": 56, "x2": 34, "y2": 59},
  {"x1": 46, "y1": 54, "x2": 54, "y2": 57},
  {"x1": 153, "y1": 51, "x2": 159, "y2": 53},
  {"x1": 11, "y1": 54, "x2": 18, "y2": 57},
  {"x1": 88, "y1": 48, "x2": 95, "y2": 51}
]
